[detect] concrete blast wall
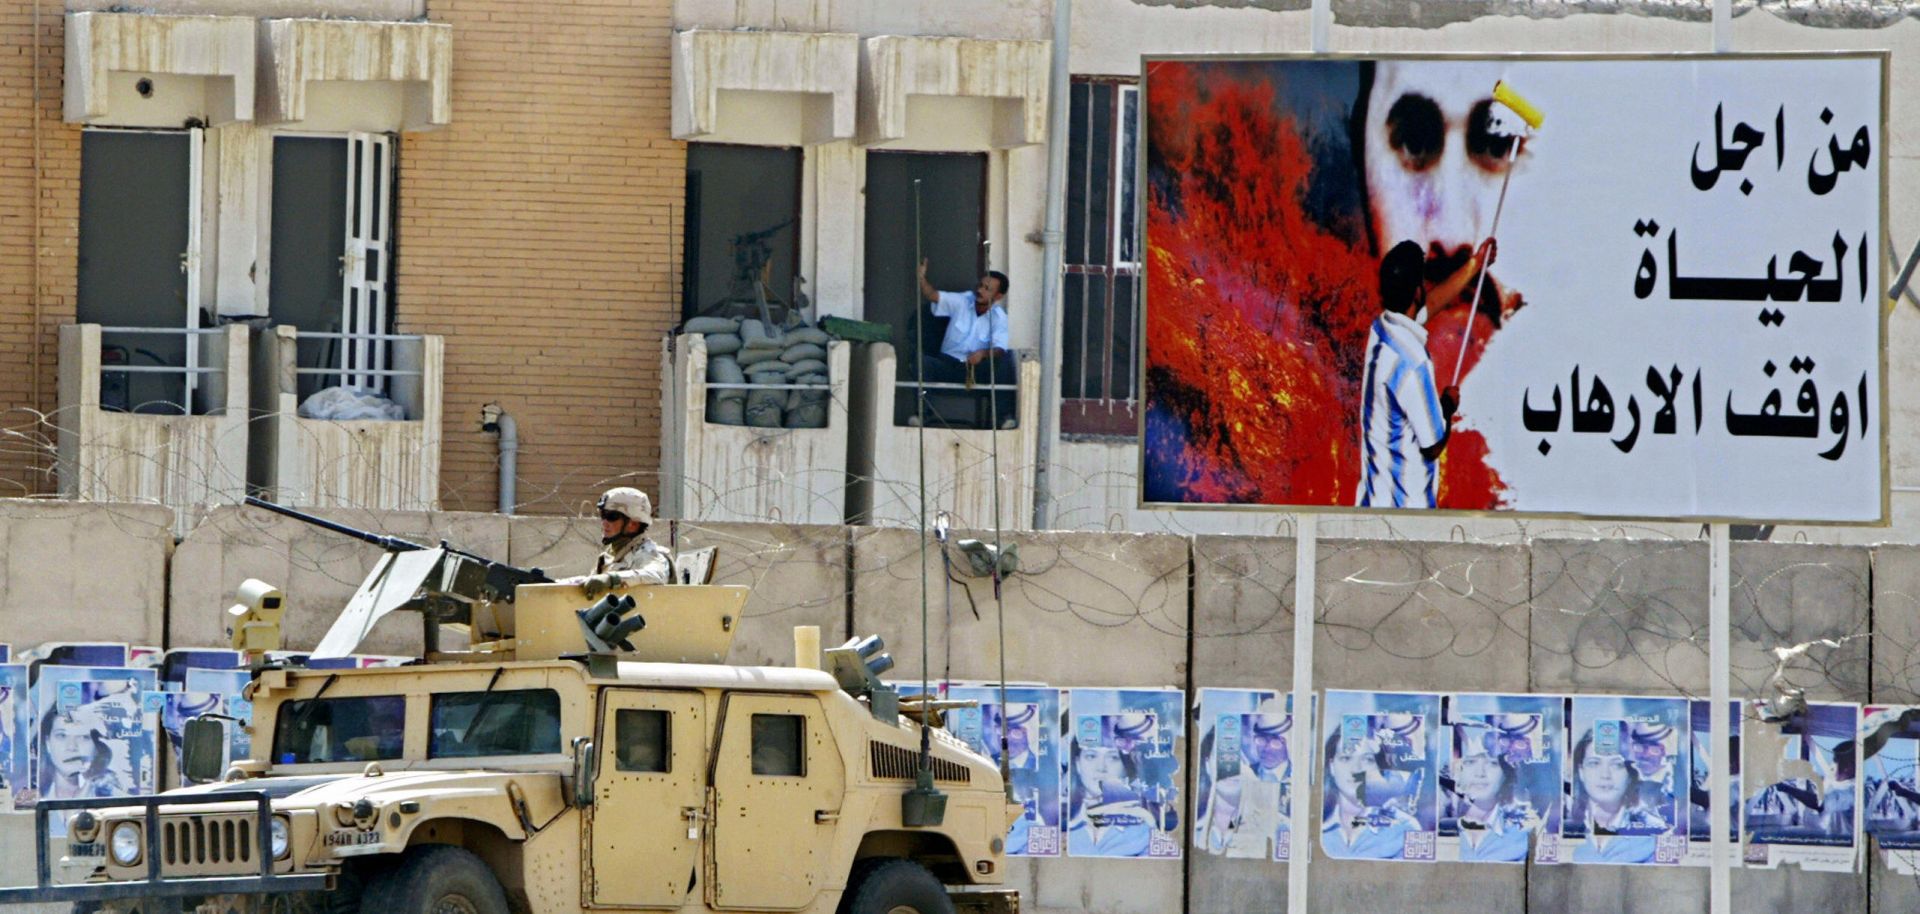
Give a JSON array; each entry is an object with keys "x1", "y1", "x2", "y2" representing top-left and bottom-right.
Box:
[{"x1": 1, "y1": 501, "x2": 1918, "y2": 913}]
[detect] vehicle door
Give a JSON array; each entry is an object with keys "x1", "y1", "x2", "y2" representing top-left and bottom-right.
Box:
[
  {"x1": 707, "y1": 692, "x2": 845, "y2": 911},
  {"x1": 589, "y1": 689, "x2": 707, "y2": 909}
]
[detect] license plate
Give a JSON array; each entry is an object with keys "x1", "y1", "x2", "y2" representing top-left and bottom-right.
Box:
[
  {"x1": 323, "y1": 829, "x2": 381, "y2": 848},
  {"x1": 67, "y1": 842, "x2": 104, "y2": 859}
]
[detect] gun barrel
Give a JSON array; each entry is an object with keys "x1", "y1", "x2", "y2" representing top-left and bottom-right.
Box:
[{"x1": 243, "y1": 496, "x2": 425, "y2": 553}]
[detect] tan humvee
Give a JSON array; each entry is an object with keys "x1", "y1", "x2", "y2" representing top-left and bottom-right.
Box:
[{"x1": 1, "y1": 553, "x2": 1019, "y2": 914}]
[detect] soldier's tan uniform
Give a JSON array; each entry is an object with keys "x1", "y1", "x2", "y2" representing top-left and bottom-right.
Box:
[{"x1": 593, "y1": 535, "x2": 671, "y2": 587}]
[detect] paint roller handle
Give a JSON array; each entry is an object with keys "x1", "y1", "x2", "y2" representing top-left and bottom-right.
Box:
[{"x1": 1492, "y1": 81, "x2": 1544, "y2": 130}]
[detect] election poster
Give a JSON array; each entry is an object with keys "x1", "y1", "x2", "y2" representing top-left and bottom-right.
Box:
[
  {"x1": 1547, "y1": 695, "x2": 1689, "y2": 866},
  {"x1": 1681, "y1": 700, "x2": 1743, "y2": 867},
  {"x1": 1743, "y1": 701, "x2": 1860, "y2": 871},
  {"x1": 0, "y1": 665, "x2": 24, "y2": 811},
  {"x1": 143, "y1": 690, "x2": 223, "y2": 788},
  {"x1": 1862, "y1": 705, "x2": 1920, "y2": 873},
  {"x1": 942, "y1": 683, "x2": 1064, "y2": 857},
  {"x1": 1141, "y1": 55, "x2": 1885, "y2": 523},
  {"x1": 1064, "y1": 688, "x2": 1185, "y2": 859},
  {"x1": 1320, "y1": 690, "x2": 1443, "y2": 862},
  {"x1": 185, "y1": 669, "x2": 256, "y2": 768},
  {"x1": 1194, "y1": 689, "x2": 1308, "y2": 861},
  {"x1": 1438, "y1": 693, "x2": 1563, "y2": 863},
  {"x1": 28, "y1": 666, "x2": 158, "y2": 833}
]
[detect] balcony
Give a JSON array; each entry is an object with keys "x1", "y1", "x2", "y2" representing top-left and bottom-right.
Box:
[
  {"x1": 248, "y1": 325, "x2": 443, "y2": 510},
  {"x1": 661, "y1": 332, "x2": 852, "y2": 525},
  {"x1": 55, "y1": 324, "x2": 249, "y2": 516}
]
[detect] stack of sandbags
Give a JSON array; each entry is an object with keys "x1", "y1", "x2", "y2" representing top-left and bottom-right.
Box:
[{"x1": 685, "y1": 318, "x2": 834, "y2": 428}]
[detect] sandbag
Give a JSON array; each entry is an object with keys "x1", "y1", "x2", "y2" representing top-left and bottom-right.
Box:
[
  {"x1": 779, "y1": 342, "x2": 827, "y2": 363},
  {"x1": 785, "y1": 327, "x2": 831, "y2": 346},
  {"x1": 703, "y1": 332, "x2": 742, "y2": 356},
  {"x1": 736, "y1": 347, "x2": 782, "y2": 367},
  {"x1": 684, "y1": 316, "x2": 739, "y2": 335},
  {"x1": 745, "y1": 389, "x2": 785, "y2": 428},
  {"x1": 706, "y1": 391, "x2": 745, "y2": 425},
  {"x1": 784, "y1": 359, "x2": 828, "y2": 379},
  {"x1": 708, "y1": 355, "x2": 745, "y2": 384},
  {"x1": 740, "y1": 320, "x2": 785, "y2": 350}
]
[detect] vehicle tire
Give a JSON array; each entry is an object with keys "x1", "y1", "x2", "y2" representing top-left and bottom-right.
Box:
[
  {"x1": 357, "y1": 846, "x2": 509, "y2": 914},
  {"x1": 837, "y1": 858, "x2": 954, "y2": 914}
]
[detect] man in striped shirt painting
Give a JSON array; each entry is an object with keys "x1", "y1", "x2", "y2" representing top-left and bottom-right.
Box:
[{"x1": 1357, "y1": 240, "x2": 1460, "y2": 508}]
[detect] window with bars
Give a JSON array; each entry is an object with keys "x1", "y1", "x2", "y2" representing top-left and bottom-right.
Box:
[{"x1": 1062, "y1": 79, "x2": 1141, "y2": 437}]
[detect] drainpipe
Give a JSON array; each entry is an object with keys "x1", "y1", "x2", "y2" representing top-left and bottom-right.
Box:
[
  {"x1": 481, "y1": 403, "x2": 518, "y2": 515},
  {"x1": 1031, "y1": 0, "x2": 1072, "y2": 531}
]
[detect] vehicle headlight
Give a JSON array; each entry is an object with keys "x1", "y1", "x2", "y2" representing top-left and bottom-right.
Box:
[
  {"x1": 269, "y1": 817, "x2": 290, "y2": 860},
  {"x1": 69, "y1": 811, "x2": 99, "y2": 843},
  {"x1": 109, "y1": 822, "x2": 142, "y2": 866}
]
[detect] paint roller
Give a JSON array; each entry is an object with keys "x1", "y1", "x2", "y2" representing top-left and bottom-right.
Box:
[{"x1": 1449, "y1": 80, "x2": 1543, "y2": 388}]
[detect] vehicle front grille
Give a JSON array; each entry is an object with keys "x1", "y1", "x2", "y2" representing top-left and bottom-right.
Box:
[
  {"x1": 161, "y1": 816, "x2": 254, "y2": 871},
  {"x1": 869, "y1": 741, "x2": 971, "y2": 784}
]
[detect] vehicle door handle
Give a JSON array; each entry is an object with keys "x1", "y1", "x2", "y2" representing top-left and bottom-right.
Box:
[
  {"x1": 814, "y1": 810, "x2": 840, "y2": 823},
  {"x1": 682, "y1": 806, "x2": 706, "y2": 839}
]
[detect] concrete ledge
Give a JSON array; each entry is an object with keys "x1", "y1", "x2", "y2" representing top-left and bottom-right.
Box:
[
  {"x1": 671, "y1": 29, "x2": 860, "y2": 145},
  {"x1": 859, "y1": 35, "x2": 1050, "y2": 147},
  {"x1": 65, "y1": 12, "x2": 257, "y2": 126},
  {"x1": 258, "y1": 18, "x2": 451, "y2": 130}
]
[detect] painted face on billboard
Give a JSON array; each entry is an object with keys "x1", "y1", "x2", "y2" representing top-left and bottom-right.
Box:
[{"x1": 1363, "y1": 62, "x2": 1515, "y2": 268}]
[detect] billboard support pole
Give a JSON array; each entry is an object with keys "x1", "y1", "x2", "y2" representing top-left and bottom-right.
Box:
[
  {"x1": 1287, "y1": 513, "x2": 1316, "y2": 914},
  {"x1": 1710, "y1": 523, "x2": 1732, "y2": 914}
]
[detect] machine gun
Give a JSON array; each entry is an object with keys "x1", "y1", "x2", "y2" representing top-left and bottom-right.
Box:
[{"x1": 242, "y1": 496, "x2": 553, "y2": 659}]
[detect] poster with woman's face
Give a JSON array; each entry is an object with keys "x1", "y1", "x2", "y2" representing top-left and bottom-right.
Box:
[
  {"x1": 1549, "y1": 695, "x2": 1689, "y2": 866},
  {"x1": 1439, "y1": 693, "x2": 1564, "y2": 863},
  {"x1": 29, "y1": 666, "x2": 158, "y2": 834},
  {"x1": 943, "y1": 684, "x2": 1064, "y2": 857},
  {"x1": 1743, "y1": 701, "x2": 1860, "y2": 872},
  {"x1": 1320, "y1": 690, "x2": 1443, "y2": 862},
  {"x1": 1064, "y1": 688, "x2": 1185, "y2": 859}
]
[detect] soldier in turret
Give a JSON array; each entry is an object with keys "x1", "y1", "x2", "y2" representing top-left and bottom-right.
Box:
[{"x1": 560, "y1": 487, "x2": 671, "y2": 597}]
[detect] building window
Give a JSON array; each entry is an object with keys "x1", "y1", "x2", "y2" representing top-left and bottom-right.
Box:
[
  {"x1": 862, "y1": 150, "x2": 1007, "y2": 429},
  {"x1": 683, "y1": 143, "x2": 802, "y2": 322},
  {"x1": 1062, "y1": 79, "x2": 1141, "y2": 438},
  {"x1": 78, "y1": 128, "x2": 205, "y2": 415},
  {"x1": 269, "y1": 132, "x2": 398, "y2": 399}
]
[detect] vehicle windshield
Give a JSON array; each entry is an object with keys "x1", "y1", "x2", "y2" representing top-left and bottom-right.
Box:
[{"x1": 272, "y1": 695, "x2": 406, "y2": 764}]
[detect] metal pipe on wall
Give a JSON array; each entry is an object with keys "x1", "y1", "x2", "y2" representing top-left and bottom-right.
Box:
[
  {"x1": 1031, "y1": 0, "x2": 1072, "y2": 530},
  {"x1": 482, "y1": 403, "x2": 518, "y2": 515}
]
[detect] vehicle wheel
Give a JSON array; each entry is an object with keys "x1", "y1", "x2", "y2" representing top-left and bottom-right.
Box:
[
  {"x1": 358, "y1": 846, "x2": 509, "y2": 914},
  {"x1": 837, "y1": 858, "x2": 954, "y2": 914}
]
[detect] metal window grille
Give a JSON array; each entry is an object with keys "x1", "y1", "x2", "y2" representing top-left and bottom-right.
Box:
[{"x1": 1061, "y1": 79, "x2": 1141, "y2": 438}]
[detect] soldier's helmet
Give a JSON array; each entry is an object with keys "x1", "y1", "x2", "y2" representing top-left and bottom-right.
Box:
[{"x1": 597, "y1": 487, "x2": 653, "y2": 526}]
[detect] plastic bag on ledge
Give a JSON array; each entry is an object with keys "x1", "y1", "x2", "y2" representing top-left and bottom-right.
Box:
[{"x1": 298, "y1": 386, "x2": 407, "y2": 421}]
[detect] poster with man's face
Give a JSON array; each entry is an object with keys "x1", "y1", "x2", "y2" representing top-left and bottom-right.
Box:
[
  {"x1": 1194, "y1": 689, "x2": 1308, "y2": 861},
  {"x1": 1140, "y1": 56, "x2": 1885, "y2": 523},
  {"x1": 1319, "y1": 690, "x2": 1443, "y2": 863},
  {"x1": 1438, "y1": 693, "x2": 1564, "y2": 864},
  {"x1": 0, "y1": 664, "x2": 25, "y2": 810},
  {"x1": 942, "y1": 684, "x2": 1064, "y2": 857},
  {"x1": 1550, "y1": 695, "x2": 1689, "y2": 867},
  {"x1": 1742, "y1": 701, "x2": 1860, "y2": 872}
]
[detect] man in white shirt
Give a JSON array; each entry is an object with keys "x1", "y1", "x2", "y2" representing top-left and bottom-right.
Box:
[
  {"x1": 916, "y1": 258, "x2": 1015, "y2": 426},
  {"x1": 1356, "y1": 240, "x2": 1459, "y2": 508}
]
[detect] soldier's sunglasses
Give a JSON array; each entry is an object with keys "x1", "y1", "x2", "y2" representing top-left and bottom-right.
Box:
[{"x1": 600, "y1": 511, "x2": 627, "y2": 523}]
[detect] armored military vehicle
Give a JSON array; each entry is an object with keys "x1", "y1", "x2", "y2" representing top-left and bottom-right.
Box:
[{"x1": 0, "y1": 500, "x2": 1018, "y2": 914}]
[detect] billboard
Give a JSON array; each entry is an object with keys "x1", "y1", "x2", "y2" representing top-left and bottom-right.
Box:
[{"x1": 1140, "y1": 54, "x2": 1886, "y2": 523}]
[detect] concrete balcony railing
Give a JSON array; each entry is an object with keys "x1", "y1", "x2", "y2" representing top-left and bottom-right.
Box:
[
  {"x1": 248, "y1": 325, "x2": 443, "y2": 510},
  {"x1": 661, "y1": 332, "x2": 853, "y2": 525},
  {"x1": 55, "y1": 323, "x2": 249, "y2": 513},
  {"x1": 849, "y1": 342, "x2": 1039, "y2": 530}
]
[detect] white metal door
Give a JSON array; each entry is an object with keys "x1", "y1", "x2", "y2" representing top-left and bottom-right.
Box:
[
  {"x1": 184, "y1": 126, "x2": 204, "y2": 406},
  {"x1": 340, "y1": 132, "x2": 393, "y2": 393}
]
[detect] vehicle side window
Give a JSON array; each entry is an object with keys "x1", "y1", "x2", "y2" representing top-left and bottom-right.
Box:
[
  {"x1": 429, "y1": 689, "x2": 563, "y2": 758},
  {"x1": 750, "y1": 714, "x2": 804, "y2": 777},
  {"x1": 273, "y1": 695, "x2": 406, "y2": 764},
  {"x1": 615, "y1": 709, "x2": 670, "y2": 773}
]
